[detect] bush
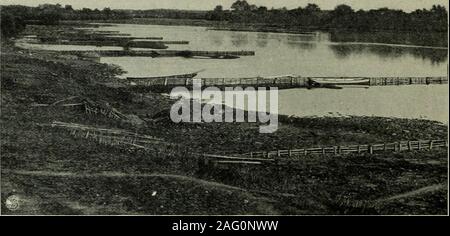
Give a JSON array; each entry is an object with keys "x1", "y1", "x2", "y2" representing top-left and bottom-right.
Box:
[
  {"x1": 1, "y1": 12, "x2": 26, "y2": 39},
  {"x1": 38, "y1": 8, "x2": 62, "y2": 25}
]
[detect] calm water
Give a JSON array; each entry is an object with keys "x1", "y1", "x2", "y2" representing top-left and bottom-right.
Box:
[{"x1": 19, "y1": 24, "x2": 449, "y2": 123}]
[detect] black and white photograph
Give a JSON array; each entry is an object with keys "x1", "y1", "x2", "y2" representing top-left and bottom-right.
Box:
[{"x1": 0, "y1": 0, "x2": 448, "y2": 223}]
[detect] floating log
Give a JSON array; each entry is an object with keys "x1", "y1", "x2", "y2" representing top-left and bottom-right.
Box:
[
  {"x1": 34, "y1": 39, "x2": 169, "y2": 49},
  {"x1": 58, "y1": 32, "x2": 132, "y2": 37},
  {"x1": 38, "y1": 36, "x2": 163, "y2": 43},
  {"x1": 84, "y1": 30, "x2": 121, "y2": 34},
  {"x1": 60, "y1": 49, "x2": 255, "y2": 58},
  {"x1": 126, "y1": 41, "x2": 168, "y2": 49},
  {"x1": 105, "y1": 36, "x2": 164, "y2": 40},
  {"x1": 149, "y1": 40, "x2": 189, "y2": 45}
]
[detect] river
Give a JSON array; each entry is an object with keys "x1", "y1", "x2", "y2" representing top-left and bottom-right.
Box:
[{"x1": 19, "y1": 23, "x2": 449, "y2": 123}]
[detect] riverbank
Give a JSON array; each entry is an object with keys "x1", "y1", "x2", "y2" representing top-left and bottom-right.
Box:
[{"x1": 1, "y1": 25, "x2": 448, "y2": 215}]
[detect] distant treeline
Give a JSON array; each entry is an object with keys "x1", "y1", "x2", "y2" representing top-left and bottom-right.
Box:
[
  {"x1": 1, "y1": 4, "x2": 131, "y2": 38},
  {"x1": 1, "y1": 4, "x2": 131, "y2": 22},
  {"x1": 1, "y1": 1, "x2": 448, "y2": 39},
  {"x1": 205, "y1": 1, "x2": 448, "y2": 32}
]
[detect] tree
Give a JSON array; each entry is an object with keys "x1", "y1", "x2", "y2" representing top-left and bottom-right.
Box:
[
  {"x1": 257, "y1": 6, "x2": 268, "y2": 12},
  {"x1": 305, "y1": 3, "x2": 320, "y2": 13},
  {"x1": 333, "y1": 4, "x2": 354, "y2": 16},
  {"x1": 210, "y1": 5, "x2": 225, "y2": 20},
  {"x1": 1, "y1": 12, "x2": 26, "y2": 38},
  {"x1": 64, "y1": 5, "x2": 73, "y2": 11},
  {"x1": 214, "y1": 5, "x2": 223, "y2": 12},
  {"x1": 231, "y1": 0, "x2": 250, "y2": 11},
  {"x1": 38, "y1": 5, "x2": 62, "y2": 25}
]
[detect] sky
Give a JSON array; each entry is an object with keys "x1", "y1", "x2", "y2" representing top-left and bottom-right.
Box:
[{"x1": 2, "y1": 0, "x2": 449, "y2": 12}]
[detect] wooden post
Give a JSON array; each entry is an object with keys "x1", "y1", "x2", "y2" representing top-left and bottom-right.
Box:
[
  {"x1": 408, "y1": 141, "x2": 411, "y2": 151},
  {"x1": 418, "y1": 141, "x2": 421, "y2": 150},
  {"x1": 288, "y1": 149, "x2": 292, "y2": 157},
  {"x1": 429, "y1": 140, "x2": 433, "y2": 150},
  {"x1": 384, "y1": 143, "x2": 387, "y2": 151},
  {"x1": 334, "y1": 146, "x2": 337, "y2": 155},
  {"x1": 369, "y1": 145, "x2": 373, "y2": 154},
  {"x1": 357, "y1": 145, "x2": 361, "y2": 154},
  {"x1": 398, "y1": 142, "x2": 402, "y2": 151}
]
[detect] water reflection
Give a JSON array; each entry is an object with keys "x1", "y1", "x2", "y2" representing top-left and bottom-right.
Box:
[
  {"x1": 286, "y1": 41, "x2": 317, "y2": 51},
  {"x1": 230, "y1": 32, "x2": 249, "y2": 47},
  {"x1": 286, "y1": 34, "x2": 317, "y2": 42},
  {"x1": 329, "y1": 44, "x2": 448, "y2": 64},
  {"x1": 328, "y1": 31, "x2": 448, "y2": 64},
  {"x1": 329, "y1": 31, "x2": 447, "y2": 48},
  {"x1": 256, "y1": 33, "x2": 268, "y2": 48},
  {"x1": 208, "y1": 33, "x2": 224, "y2": 47}
]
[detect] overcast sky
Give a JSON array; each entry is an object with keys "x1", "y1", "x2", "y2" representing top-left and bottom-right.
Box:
[{"x1": 3, "y1": 0, "x2": 449, "y2": 12}]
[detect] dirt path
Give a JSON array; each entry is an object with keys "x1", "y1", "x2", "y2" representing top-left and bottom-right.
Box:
[
  {"x1": 4, "y1": 169, "x2": 253, "y2": 192},
  {"x1": 3, "y1": 169, "x2": 297, "y2": 197},
  {"x1": 3, "y1": 169, "x2": 283, "y2": 215},
  {"x1": 381, "y1": 184, "x2": 447, "y2": 202}
]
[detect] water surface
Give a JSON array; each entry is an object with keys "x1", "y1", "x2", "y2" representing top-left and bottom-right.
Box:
[{"x1": 19, "y1": 23, "x2": 448, "y2": 123}]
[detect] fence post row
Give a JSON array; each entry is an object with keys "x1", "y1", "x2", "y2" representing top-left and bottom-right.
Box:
[{"x1": 243, "y1": 139, "x2": 446, "y2": 159}]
